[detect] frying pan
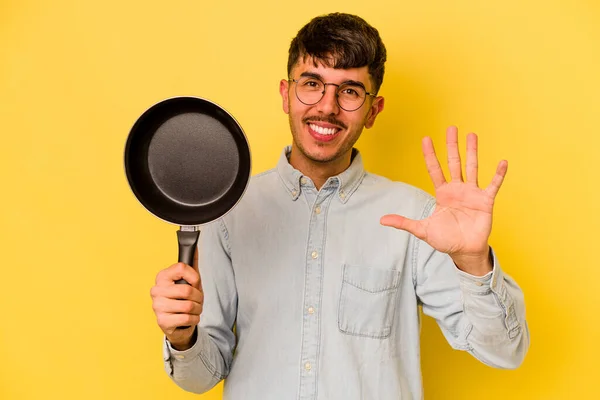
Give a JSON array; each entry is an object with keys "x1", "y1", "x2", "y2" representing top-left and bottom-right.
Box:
[{"x1": 124, "y1": 96, "x2": 251, "y2": 327}]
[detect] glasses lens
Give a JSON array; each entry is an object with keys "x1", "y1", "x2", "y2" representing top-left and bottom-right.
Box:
[
  {"x1": 337, "y1": 84, "x2": 366, "y2": 111},
  {"x1": 295, "y1": 77, "x2": 324, "y2": 105}
]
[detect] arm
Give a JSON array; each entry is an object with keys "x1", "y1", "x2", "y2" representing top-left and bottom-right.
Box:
[
  {"x1": 413, "y1": 213, "x2": 529, "y2": 368},
  {"x1": 162, "y1": 219, "x2": 238, "y2": 393},
  {"x1": 381, "y1": 126, "x2": 530, "y2": 367}
]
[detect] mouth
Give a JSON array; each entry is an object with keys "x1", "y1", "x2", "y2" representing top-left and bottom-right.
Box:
[{"x1": 305, "y1": 120, "x2": 344, "y2": 143}]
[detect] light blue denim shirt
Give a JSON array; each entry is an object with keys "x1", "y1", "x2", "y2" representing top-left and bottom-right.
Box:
[{"x1": 163, "y1": 147, "x2": 529, "y2": 400}]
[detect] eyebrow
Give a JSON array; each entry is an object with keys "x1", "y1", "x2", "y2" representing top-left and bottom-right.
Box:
[{"x1": 299, "y1": 71, "x2": 367, "y2": 90}]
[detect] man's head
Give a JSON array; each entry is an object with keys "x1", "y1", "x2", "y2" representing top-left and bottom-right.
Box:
[
  {"x1": 280, "y1": 13, "x2": 387, "y2": 171},
  {"x1": 287, "y1": 13, "x2": 387, "y2": 94}
]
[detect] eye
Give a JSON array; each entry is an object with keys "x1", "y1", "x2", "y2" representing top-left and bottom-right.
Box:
[
  {"x1": 302, "y1": 79, "x2": 322, "y2": 88},
  {"x1": 339, "y1": 86, "x2": 362, "y2": 98}
]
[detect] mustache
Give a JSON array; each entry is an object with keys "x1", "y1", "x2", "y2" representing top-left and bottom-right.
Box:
[{"x1": 303, "y1": 116, "x2": 347, "y2": 130}]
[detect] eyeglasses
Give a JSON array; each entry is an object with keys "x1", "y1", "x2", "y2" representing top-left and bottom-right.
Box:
[{"x1": 289, "y1": 75, "x2": 376, "y2": 112}]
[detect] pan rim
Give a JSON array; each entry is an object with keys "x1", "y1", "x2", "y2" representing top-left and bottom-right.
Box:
[{"x1": 123, "y1": 95, "x2": 252, "y2": 227}]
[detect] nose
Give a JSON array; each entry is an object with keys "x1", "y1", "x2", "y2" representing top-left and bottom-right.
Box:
[{"x1": 315, "y1": 84, "x2": 340, "y2": 115}]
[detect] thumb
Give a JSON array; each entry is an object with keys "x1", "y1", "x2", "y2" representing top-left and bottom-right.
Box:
[{"x1": 380, "y1": 214, "x2": 426, "y2": 240}]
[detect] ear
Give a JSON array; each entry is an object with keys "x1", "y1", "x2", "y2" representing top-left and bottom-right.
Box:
[
  {"x1": 364, "y1": 96, "x2": 385, "y2": 129},
  {"x1": 280, "y1": 79, "x2": 290, "y2": 114}
]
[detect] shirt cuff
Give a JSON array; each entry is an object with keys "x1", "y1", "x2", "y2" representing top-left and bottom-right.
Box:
[
  {"x1": 163, "y1": 327, "x2": 205, "y2": 364},
  {"x1": 455, "y1": 248, "x2": 521, "y2": 339}
]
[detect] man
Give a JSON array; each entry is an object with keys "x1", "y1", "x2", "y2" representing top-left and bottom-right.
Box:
[{"x1": 150, "y1": 12, "x2": 529, "y2": 400}]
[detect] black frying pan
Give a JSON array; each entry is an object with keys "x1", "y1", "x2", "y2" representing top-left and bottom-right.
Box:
[{"x1": 124, "y1": 96, "x2": 251, "y2": 326}]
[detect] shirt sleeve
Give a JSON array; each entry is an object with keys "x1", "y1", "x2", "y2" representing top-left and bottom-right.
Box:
[
  {"x1": 413, "y1": 199, "x2": 530, "y2": 369},
  {"x1": 163, "y1": 219, "x2": 238, "y2": 393}
]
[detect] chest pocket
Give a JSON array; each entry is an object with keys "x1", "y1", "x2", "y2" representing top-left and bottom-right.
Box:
[{"x1": 338, "y1": 264, "x2": 401, "y2": 339}]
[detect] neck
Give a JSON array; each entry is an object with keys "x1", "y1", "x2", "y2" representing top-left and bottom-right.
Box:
[{"x1": 288, "y1": 146, "x2": 353, "y2": 190}]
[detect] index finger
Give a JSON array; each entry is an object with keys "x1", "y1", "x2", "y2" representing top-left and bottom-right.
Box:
[
  {"x1": 422, "y1": 136, "x2": 447, "y2": 188},
  {"x1": 156, "y1": 262, "x2": 201, "y2": 290}
]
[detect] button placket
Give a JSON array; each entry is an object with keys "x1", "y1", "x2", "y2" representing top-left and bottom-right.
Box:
[{"x1": 298, "y1": 189, "x2": 333, "y2": 399}]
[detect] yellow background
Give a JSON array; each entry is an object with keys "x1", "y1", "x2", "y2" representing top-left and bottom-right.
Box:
[{"x1": 1, "y1": 0, "x2": 598, "y2": 398}]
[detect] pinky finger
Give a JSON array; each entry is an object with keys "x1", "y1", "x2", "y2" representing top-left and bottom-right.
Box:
[{"x1": 485, "y1": 160, "x2": 508, "y2": 199}]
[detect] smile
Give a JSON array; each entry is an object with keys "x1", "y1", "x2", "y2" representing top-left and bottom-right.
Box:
[
  {"x1": 306, "y1": 122, "x2": 342, "y2": 143},
  {"x1": 309, "y1": 123, "x2": 339, "y2": 135}
]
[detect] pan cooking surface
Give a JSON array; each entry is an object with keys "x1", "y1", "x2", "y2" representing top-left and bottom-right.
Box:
[
  {"x1": 125, "y1": 96, "x2": 251, "y2": 226},
  {"x1": 148, "y1": 112, "x2": 239, "y2": 206}
]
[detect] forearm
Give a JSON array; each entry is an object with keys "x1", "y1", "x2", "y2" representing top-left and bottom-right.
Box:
[
  {"x1": 416, "y1": 237, "x2": 530, "y2": 369},
  {"x1": 163, "y1": 219, "x2": 238, "y2": 392},
  {"x1": 456, "y1": 251, "x2": 529, "y2": 369},
  {"x1": 164, "y1": 326, "x2": 229, "y2": 393}
]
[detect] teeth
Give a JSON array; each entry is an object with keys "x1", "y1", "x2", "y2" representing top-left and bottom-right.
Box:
[{"x1": 310, "y1": 123, "x2": 337, "y2": 135}]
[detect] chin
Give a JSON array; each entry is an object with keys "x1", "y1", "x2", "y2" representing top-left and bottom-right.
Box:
[{"x1": 302, "y1": 145, "x2": 344, "y2": 164}]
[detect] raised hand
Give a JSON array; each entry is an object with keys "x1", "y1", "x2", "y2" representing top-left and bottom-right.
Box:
[{"x1": 380, "y1": 126, "x2": 507, "y2": 275}]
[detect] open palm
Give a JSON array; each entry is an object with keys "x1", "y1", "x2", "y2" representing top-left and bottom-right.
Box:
[{"x1": 381, "y1": 126, "x2": 507, "y2": 259}]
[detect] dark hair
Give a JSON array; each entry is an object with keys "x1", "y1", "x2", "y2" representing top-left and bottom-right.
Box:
[{"x1": 287, "y1": 13, "x2": 387, "y2": 93}]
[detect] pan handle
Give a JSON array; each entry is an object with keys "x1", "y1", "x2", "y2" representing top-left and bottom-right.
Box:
[
  {"x1": 175, "y1": 228, "x2": 200, "y2": 330},
  {"x1": 176, "y1": 228, "x2": 200, "y2": 282}
]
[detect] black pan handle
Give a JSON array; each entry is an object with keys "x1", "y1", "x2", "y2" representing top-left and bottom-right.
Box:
[{"x1": 175, "y1": 228, "x2": 200, "y2": 330}]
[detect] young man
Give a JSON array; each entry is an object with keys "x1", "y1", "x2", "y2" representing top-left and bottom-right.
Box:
[{"x1": 151, "y1": 13, "x2": 529, "y2": 400}]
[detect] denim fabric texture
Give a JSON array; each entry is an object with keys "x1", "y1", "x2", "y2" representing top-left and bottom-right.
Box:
[{"x1": 163, "y1": 146, "x2": 529, "y2": 400}]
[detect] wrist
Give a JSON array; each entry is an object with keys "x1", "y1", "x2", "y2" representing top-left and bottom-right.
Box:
[
  {"x1": 168, "y1": 327, "x2": 198, "y2": 351},
  {"x1": 451, "y1": 247, "x2": 493, "y2": 276}
]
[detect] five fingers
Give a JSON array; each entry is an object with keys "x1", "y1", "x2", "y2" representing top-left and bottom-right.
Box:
[{"x1": 423, "y1": 126, "x2": 507, "y2": 198}]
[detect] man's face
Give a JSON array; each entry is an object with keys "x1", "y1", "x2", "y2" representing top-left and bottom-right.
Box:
[{"x1": 279, "y1": 57, "x2": 384, "y2": 166}]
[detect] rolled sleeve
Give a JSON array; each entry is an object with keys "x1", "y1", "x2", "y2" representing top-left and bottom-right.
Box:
[
  {"x1": 456, "y1": 248, "x2": 523, "y2": 340},
  {"x1": 416, "y1": 236, "x2": 530, "y2": 369},
  {"x1": 161, "y1": 219, "x2": 238, "y2": 393},
  {"x1": 163, "y1": 327, "x2": 228, "y2": 393}
]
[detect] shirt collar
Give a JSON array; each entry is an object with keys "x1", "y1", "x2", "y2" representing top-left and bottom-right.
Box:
[{"x1": 276, "y1": 145, "x2": 365, "y2": 203}]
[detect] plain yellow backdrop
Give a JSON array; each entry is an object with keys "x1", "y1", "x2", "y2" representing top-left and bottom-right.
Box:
[{"x1": 1, "y1": 0, "x2": 599, "y2": 399}]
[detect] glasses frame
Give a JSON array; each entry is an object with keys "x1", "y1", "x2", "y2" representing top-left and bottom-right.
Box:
[{"x1": 289, "y1": 76, "x2": 377, "y2": 112}]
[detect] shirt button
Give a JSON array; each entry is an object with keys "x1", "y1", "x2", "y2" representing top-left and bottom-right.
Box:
[
  {"x1": 291, "y1": 189, "x2": 297, "y2": 196},
  {"x1": 311, "y1": 251, "x2": 318, "y2": 259},
  {"x1": 304, "y1": 362, "x2": 312, "y2": 371},
  {"x1": 474, "y1": 281, "x2": 483, "y2": 286},
  {"x1": 307, "y1": 306, "x2": 315, "y2": 314},
  {"x1": 300, "y1": 177, "x2": 307, "y2": 185},
  {"x1": 175, "y1": 355, "x2": 185, "y2": 359},
  {"x1": 339, "y1": 191, "x2": 346, "y2": 199},
  {"x1": 315, "y1": 206, "x2": 321, "y2": 214}
]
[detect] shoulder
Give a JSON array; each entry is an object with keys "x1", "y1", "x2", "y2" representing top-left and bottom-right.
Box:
[
  {"x1": 362, "y1": 171, "x2": 433, "y2": 201},
  {"x1": 246, "y1": 168, "x2": 281, "y2": 194},
  {"x1": 358, "y1": 171, "x2": 435, "y2": 217},
  {"x1": 220, "y1": 168, "x2": 282, "y2": 221}
]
